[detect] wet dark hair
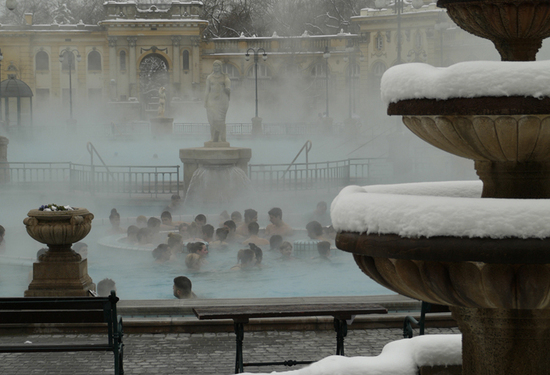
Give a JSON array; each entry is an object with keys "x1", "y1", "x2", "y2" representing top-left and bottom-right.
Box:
[
  {"x1": 249, "y1": 243, "x2": 263, "y2": 263},
  {"x1": 167, "y1": 233, "x2": 183, "y2": 248},
  {"x1": 306, "y1": 221, "x2": 323, "y2": 237},
  {"x1": 152, "y1": 243, "x2": 170, "y2": 259},
  {"x1": 244, "y1": 209, "x2": 257, "y2": 223},
  {"x1": 224, "y1": 220, "x2": 236, "y2": 231},
  {"x1": 161, "y1": 211, "x2": 172, "y2": 220},
  {"x1": 216, "y1": 227, "x2": 229, "y2": 241},
  {"x1": 202, "y1": 224, "x2": 214, "y2": 239},
  {"x1": 127, "y1": 225, "x2": 139, "y2": 236},
  {"x1": 195, "y1": 214, "x2": 207, "y2": 223},
  {"x1": 137, "y1": 227, "x2": 151, "y2": 242},
  {"x1": 238, "y1": 248, "x2": 255, "y2": 264},
  {"x1": 248, "y1": 221, "x2": 260, "y2": 235},
  {"x1": 187, "y1": 241, "x2": 205, "y2": 254},
  {"x1": 231, "y1": 211, "x2": 242, "y2": 222},
  {"x1": 174, "y1": 276, "x2": 192, "y2": 296},
  {"x1": 147, "y1": 217, "x2": 161, "y2": 228},
  {"x1": 109, "y1": 209, "x2": 120, "y2": 220},
  {"x1": 268, "y1": 207, "x2": 282, "y2": 219}
]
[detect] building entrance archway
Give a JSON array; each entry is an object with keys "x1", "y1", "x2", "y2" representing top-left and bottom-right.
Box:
[{"x1": 139, "y1": 53, "x2": 169, "y2": 115}]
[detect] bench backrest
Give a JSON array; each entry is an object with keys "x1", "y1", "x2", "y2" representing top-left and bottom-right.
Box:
[{"x1": 0, "y1": 291, "x2": 119, "y2": 343}]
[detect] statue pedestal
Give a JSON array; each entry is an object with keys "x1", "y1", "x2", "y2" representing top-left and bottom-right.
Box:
[
  {"x1": 150, "y1": 117, "x2": 174, "y2": 135},
  {"x1": 25, "y1": 253, "x2": 95, "y2": 297},
  {"x1": 179, "y1": 145, "x2": 253, "y2": 208}
]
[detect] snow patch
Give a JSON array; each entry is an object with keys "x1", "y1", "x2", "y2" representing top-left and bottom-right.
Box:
[
  {"x1": 381, "y1": 60, "x2": 550, "y2": 105},
  {"x1": 331, "y1": 180, "x2": 550, "y2": 239},
  {"x1": 241, "y1": 334, "x2": 461, "y2": 375}
]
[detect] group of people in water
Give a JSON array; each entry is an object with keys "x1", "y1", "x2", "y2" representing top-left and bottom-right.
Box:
[{"x1": 102, "y1": 197, "x2": 335, "y2": 299}]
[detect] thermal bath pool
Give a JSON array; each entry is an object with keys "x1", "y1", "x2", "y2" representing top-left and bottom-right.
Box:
[{"x1": 0, "y1": 230, "x2": 393, "y2": 300}]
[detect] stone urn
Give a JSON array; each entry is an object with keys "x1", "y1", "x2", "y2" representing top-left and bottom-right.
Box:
[
  {"x1": 333, "y1": 1, "x2": 550, "y2": 374},
  {"x1": 24, "y1": 207, "x2": 95, "y2": 296}
]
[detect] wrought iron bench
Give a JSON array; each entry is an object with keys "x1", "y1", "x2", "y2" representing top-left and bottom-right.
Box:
[
  {"x1": 193, "y1": 303, "x2": 387, "y2": 373},
  {"x1": 403, "y1": 301, "x2": 450, "y2": 338},
  {"x1": 0, "y1": 291, "x2": 124, "y2": 375}
]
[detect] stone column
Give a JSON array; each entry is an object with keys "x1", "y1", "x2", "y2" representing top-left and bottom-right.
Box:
[
  {"x1": 0, "y1": 136, "x2": 8, "y2": 183},
  {"x1": 127, "y1": 37, "x2": 138, "y2": 98},
  {"x1": 171, "y1": 36, "x2": 181, "y2": 97},
  {"x1": 108, "y1": 36, "x2": 118, "y2": 101}
]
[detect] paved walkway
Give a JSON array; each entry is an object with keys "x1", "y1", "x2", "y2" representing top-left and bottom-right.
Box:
[{"x1": 0, "y1": 327, "x2": 460, "y2": 374}]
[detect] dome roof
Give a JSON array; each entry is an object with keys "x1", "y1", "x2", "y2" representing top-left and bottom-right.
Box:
[{"x1": 0, "y1": 77, "x2": 33, "y2": 98}]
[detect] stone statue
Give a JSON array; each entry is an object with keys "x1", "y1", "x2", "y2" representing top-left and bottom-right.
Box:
[
  {"x1": 204, "y1": 60, "x2": 231, "y2": 142},
  {"x1": 157, "y1": 86, "x2": 166, "y2": 117}
]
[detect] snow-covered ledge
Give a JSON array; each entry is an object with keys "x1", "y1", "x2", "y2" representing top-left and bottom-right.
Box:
[
  {"x1": 331, "y1": 181, "x2": 550, "y2": 239},
  {"x1": 241, "y1": 334, "x2": 461, "y2": 375},
  {"x1": 381, "y1": 60, "x2": 550, "y2": 105}
]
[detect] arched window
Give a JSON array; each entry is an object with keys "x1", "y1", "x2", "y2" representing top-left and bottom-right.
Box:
[
  {"x1": 88, "y1": 50, "x2": 102, "y2": 71},
  {"x1": 61, "y1": 51, "x2": 75, "y2": 70},
  {"x1": 372, "y1": 61, "x2": 387, "y2": 77},
  {"x1": 347, "y1": 63, "x2": 360, "y2": 78},
  {"x1": 35, "y1": 51, "x2": 49, "y2": 70},
  {"x1": 222, "y1": 63, "x2": 239, "y2": 79},
  {"x1": 311, "y1": 62, "x2": 327, "y2": 77},
  {"x1": 182, "y1": 50, "x2": 190, "y2": 71},
  {"x1": 119, "y1": 50, "x2": 126, "y2": 71}
]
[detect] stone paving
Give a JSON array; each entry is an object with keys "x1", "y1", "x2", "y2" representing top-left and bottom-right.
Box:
[{"x1": 0, "y1": 327, "x2": 460, "y2": 374}]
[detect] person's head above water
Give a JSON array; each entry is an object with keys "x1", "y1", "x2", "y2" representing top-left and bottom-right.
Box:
[
  {"x1": 268, "y1": 207, "x2": 283, "y2": 225},
  {"x1": 269, "y1": 235, "x2": 283, "y2": 251},
  {"x1": 243, "y1": 209, "x2": 258, "y2": 224},
  {"x1": 173, "y1": 276, "x2": 195, "y2": 298},
  {"x1": 306, "y1": 221, "x2": 323, "y2": 239}
]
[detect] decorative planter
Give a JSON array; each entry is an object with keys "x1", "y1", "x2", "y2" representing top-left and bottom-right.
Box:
[{"x1": 23, "y1": 207, "x2": 95, "y2": 296}]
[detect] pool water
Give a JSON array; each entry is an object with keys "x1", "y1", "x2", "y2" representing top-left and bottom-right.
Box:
[{"x1": 0, "y1": 238, "x2": 393, "y2": 300}]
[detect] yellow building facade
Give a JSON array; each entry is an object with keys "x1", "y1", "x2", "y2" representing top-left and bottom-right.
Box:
[{"x1": 0, "y1": 1, "x2": 497, "y2": 127}]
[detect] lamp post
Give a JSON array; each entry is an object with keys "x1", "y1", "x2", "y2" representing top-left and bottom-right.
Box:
[
  {"x1": 396, "y1": 0, "x2": 403, "y2": 64},
  {"x1": 59, "y1": 48, "x2": 81, "y2": 120},
  {"x1": 323, "y1": 46, "x2": 330, "y2": 117},
  {"x1": 344, "y1": 45, "x2": 364, "y2": 119},
  {"x1": 245, "y1": 48, "x2": 267, "y2": 135},
  {"x1": 0, "y1": 48, "x2": 3, "y2": 122}
]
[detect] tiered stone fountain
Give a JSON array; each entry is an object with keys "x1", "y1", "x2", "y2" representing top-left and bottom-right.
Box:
[
  {"x1": 336, "y1": 1, "x2": 550, "y2": 374},
  {"x1": 24, "y1": 207, "x2": 95, "y2": 296}
]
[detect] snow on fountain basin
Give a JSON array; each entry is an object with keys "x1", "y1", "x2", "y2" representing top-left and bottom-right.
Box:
[
  {"x1": 331, "y1": 180, "x2": 550, "y2": 239},
  {"x1": 381, "y1": 60, "x2": 550, "y2": 104}
]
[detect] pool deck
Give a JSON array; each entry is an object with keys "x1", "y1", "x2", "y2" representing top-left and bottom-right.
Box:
[{"x1": 0, "y1": 295, "x2": 459, "y2": 374}]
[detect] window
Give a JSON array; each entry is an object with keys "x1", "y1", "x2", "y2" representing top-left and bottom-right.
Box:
[
  {"x1": 372, "y1": 61, "x2": 387, "y2": 77},
  {"x1": 222, "y1": 63, "x2": 239, "y2": 79},
  {"x1": 311, "y1": 63, "x2": 326, "y2": 77},
  {"x1": 61, "y1": 51, "x2": 75, "y2": 70},
  {"x1": 182, "y1": 50, "x2": 190, "y2": 71},
  {"x1": 35, "y1": 51, "x2": 49, "y2": 70},
  {"x1": 119, "y1": 50, "x2": 126, "y2": 71},
  {"x1": 88, "y1": 50, "x2": 102, "y2": 71},
  {"x1": 347, "y1": 63, "x2": 360, "y2": 78},
  {"x1": 376, "y1": 34, "x2": 384, "y2": 51},
  {"x1": 247, "y1": 64, "x2": 271, "y2": 78}
]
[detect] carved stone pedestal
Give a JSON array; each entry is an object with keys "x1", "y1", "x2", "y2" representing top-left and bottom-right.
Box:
[
  {"x1": 25, "y1": 246, "x2": 95, "y2": 296},
  {"x1": 23, "y1": 208, "x2": 95, "y2": 297}
]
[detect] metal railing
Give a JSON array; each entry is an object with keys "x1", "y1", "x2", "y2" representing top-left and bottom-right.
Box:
[
  {"x1": 249, "y1": 158, "x2": 380, "y2": 192},
  {"x1": 0, "y1": 162, "x2": 180, "y2": 198},
  {"x1": 0, "y1": 158, "x2": 386, "y2": 195},
  {"x1": 109, "y1": 122, "x2": 322, "y2": 137}
]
